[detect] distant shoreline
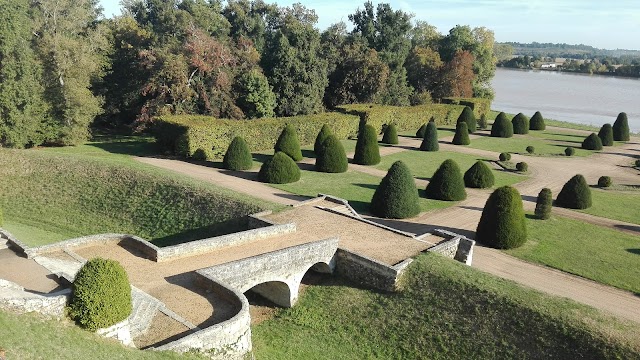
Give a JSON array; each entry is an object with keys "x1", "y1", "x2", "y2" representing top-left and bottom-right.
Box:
[{"x1": 496, "y1": 66, "x2": 640, "y2": 81}]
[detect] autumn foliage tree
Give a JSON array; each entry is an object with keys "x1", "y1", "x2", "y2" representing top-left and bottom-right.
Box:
[{"x1": 440, "y1": 50, "x2": 474, "y2": 98}]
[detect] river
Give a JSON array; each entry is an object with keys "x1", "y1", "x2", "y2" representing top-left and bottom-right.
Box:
[{"x1": 491, "y1": 68, "x2": 640, "y2": 132}]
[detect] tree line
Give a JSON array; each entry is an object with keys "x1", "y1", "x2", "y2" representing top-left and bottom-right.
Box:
[{"x1": 0, "y1": 0, "x2": 497, "y2": 148}]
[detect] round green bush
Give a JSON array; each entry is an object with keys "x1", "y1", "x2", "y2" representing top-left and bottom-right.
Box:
[
  {"x1": 565, "y1": 147, "x2": 575, "y2": 156},
  {"x1": 382, "y1": 123, "x2": 399, "y2": 144},
  {"x1": 354, "y1": 124, "x2": 381, "y2": 165},
  {"x1": 69, "y1": 258, "x2": 132, "y2": 331},
  {"x1": 478, "y1": 113, "x2": 488, "y2": 130},
  {"x1": 457, "y1": 106, "x2": 476, "y2": 134},
  {"x1": 535, "y1": 188, "x2": 553, "y2": 220},
  {"x1": 597, "y1": 123, "x2": 614, "y2": 146},
  {"x1": 499, "y1": 152, "x2": 511, "y2": 161},
  {"x1": 425, "y1": 159, "x2": 467, "y2": 201},
  {"x1": 314, "y1": 124, "x2": 332, "y2": 155},
  {"x1": 464, "y1": 161, "x2": 495, "y2": 189},
  {"x1": 416, "y1": 123, "x2": 427, "y2": 138},
  {"x1": 192, "y1": 148, "x2": 208, "y2": 161},
  {"x1": 274, "y1": 124, "x2": 303, "y2": 161},
  {"x1": 556, "y1": 174, "x2": 592, "y2": 209},
  {"x1": 598, "y1": 176, "x2": 612, "y2": 188},
  {"x1": 370, "y1": 160, "x2": 420, "y2": 219},
  {"x1": 223, "y1": 136, "x2": 253, "y2": 171},
  {"x1": 516, "y1": 162, "x2": 528, "y2": 172},
  {"x1": 582, "y1": 133, "x2": 603, "y2": 150},
  {"x1": 259, "y1": 152, "x2": 301, "y2": 184},
  {"x1": 612, "y1": 112, "x2": 630, "y2": 141},
  {"x1": 475, "y1": 186, "x2": 527, "y2": 249},
  {"x1": 452, "y1": 122, "x2": 470, "y2": 145},
  {"x1": 491, "y1": 112, "x2": 513, "y2": 138},
  {"x1": 419, "y1": 121, "x2": 439, "y2": 151},
  {"x1": 526, "y1": 146, "x2": 535, "y2": 154},
  {"x1": 315, "y1": 135, "x2": 348, "y2": 173},
  {"x1": 512, "y1": 113, "x2": 529, "y2": 134},
  {"x1": 530, "y1": 111, "x2": 546, "y2": 130}
]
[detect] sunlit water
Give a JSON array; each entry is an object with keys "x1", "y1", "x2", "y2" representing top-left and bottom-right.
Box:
[{"x1": 491, "y1": 68, "x2": 640, "y2": 132}]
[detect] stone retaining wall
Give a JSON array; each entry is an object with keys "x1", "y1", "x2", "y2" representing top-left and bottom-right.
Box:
[
  {"x1": 427, "y1": 238, "x2": 461, "y2": 259},
  {"x1": 335, "y1": 249, "x2": 413, "y2": 292}
]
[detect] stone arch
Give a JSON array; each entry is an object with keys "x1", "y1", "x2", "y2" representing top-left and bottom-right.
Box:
[{"x1": 245, "y1": 280, "x2": 293, "y2": 307}]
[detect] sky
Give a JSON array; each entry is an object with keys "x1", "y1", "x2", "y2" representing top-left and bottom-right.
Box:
[{"x1": 98, "y1": 0, "x2": 640, "y2": 50}]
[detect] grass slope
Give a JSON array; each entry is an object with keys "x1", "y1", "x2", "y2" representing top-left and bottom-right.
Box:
[
  {"x1": 253, "y1": 253, "x2": 640, "y2": 359},
  {"x1": 580, "y1": 189, "x2": 640, "y2": 225}
]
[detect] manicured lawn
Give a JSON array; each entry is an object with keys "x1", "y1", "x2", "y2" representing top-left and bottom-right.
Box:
[
  {"x1": 579, "y1": 189, "x2": 640, "y2": 225},
  {"x1": 375, "y1": 149, "x2": 525, "y2": 188},
  {"x1": 468, "y1": 132, "x2": 596, "y2": 157},
  {"x1": 398, "y1": 125, "x2": 456, "y2": 139},
  {"x1": 488, "y1": 110, "x2": 602, "y2": 133},
  {"x1": 506, "y1": 215, "x2": 640, "y2": 294},
  {"x1": 252, "y1": 253, "x2": 640, "y2": 359}
]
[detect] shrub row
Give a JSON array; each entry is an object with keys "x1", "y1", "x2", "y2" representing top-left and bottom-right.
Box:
[{"x1": 441, "y1": 97, "x2": 492, "y2": 118}]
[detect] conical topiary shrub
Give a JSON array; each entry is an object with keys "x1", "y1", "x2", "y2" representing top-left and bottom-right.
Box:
[
  {"x1": 512, "y1": 113, "x2": 529, "y2": 134},
  {"x1": 464, "y1": 161, "x2": 495, "y2": 188},
  {"x1": 582, "y1": 133, "x2": 603, "y2": 150},
  {"x1": 478, "y1": 114, "x2": 488, "y2": 129},
  {"x1": 491, "y1": 112, "x2": 513, "y2": 138},
  {"x1": 259, "y1": 152, "x2": 301, "y2": 184},
  {"x1": 382, "y1": 123, "x2": 399, "y2": 144},
  {"x1": 452, "y1": 121, "x2": 470, "y2": 145},
  {"x1": 535, "y1": 188, "x2": 553, "y2": 220},
  {"x1": 420, "y1": 121, "x2": 439, "y2": 151},
  {"x1": 223, "y1": 136, "x2": 253, "y2": 170},
  {"x1": 370, "y1": 160, "x2": 420, "y2": 219},
  {"x1": 612, "y1": 112, "x2": 630, "y2": 141},
  {"x1": 556, "y1": 174, "x2": 592, "y2": 209},
  {"x1": 354, "y1": 124, "x2": 381, "y2": 165},
  {"x1": 530, "y1": 111, "x2": 546, "y2": 130},
  {"x1": 425, "y1": 159, "x2": 467, "y2": 201},
  {"x1": 598, "y1": 123, "x2": 614, "y2": 146},
  {"x1": 416, "y1": 123, "x2": 427, "y2": 138},
  {"x1": 274, "y1": 124, "x2": 303, "y2": 161},
  {"x1": 314, "y1": 124, "x2": 332, "y2": 155},
  {"x1": 457, "y1": 106, "x2": 476, "y2": 134},
  {"x1": 475, "y1": 186, "x2": 527, "y2": 249},
  {"x1": 315, "y1": 135, "x2": 348, "y2": 173}
]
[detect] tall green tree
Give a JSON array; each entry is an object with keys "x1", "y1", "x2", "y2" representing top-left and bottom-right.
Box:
[
  {"x1": 223, "y1": 0, "x2": 279, "y2": 54},
  {"x1": 405, "y1": 47, "x2": 443, "y2": 100},
  {"x1": 235, "y1": 69, "x2": 276, "y2": 118}
]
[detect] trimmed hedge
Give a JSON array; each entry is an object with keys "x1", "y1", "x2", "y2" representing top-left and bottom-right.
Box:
[
  {"x1": 192, "y1": 148, "x2": 208, "y2": 161},
  {"x1": 526, "y1": 146, "x2": 535, "y2": 154},
  {"x1": 582, "y1": 133, "x2": 603, "y2": 150},
  {"x1": 442, "y1": 97, "x2": 491, "y2": 118},
  {"x1": 354, "y1": 124, "x2": 381, "y2": 165},
  {"x1": 464, "y1": 161, "x2": 495, "y2": 188},
  {"x1": 598, "y1": 176, "x2": 612, "y2": 188},
  {"x1": 516, "y1": 162, "x2": 528, "y2": 172},
  {"x1": 535, "y1": 188, "x2": 553, "y2": 220},
  {"x1": 598, "y1": 124, "x2": 614, "y2": 146},
  {"x1": 556, "y1": 174, "x2": 592, "y2": 209},
  {"x1": 565, "y1": 147, "x2": 575, "y2": 156},
  {"x1": 512, "y1": 113, "x2": 529, "y2": 134},
  {"x1": 69, "y1": 258, "x2": 132, "y2": 331},
  {"x1": 452, "y1": 122, "x2": 470, "y2": 145},
  {"x1": 612, "y1": 112, "x2": 630, "y2": 141},
  {"x1": 491, "y1": 112, "x2": 513, "y2": 138},
  {"x1": 499, "y1": 152, "x2": 511, "y2": 161},
  {"x1": 314, "y1": 124, "x2": 332, "y2": 155},
  {"x1": 370, "y1": 160, "x2": 420, "y2": 219},
  {"x1": 478, "y1": 114, "x2": 488, "y2": 129},
  {"x1": 223, "y1": 136, "x2": 253, "y2": 171},
  {"x1": 382, "y1": 123, "x2": 399, "y2": 144},
  {"x1": 420, "y1": 121, "x2": 439, "y2": 151},
  {"x1": 425, "y1": 159, "x2": 467, "y2": 201},
  {"x1": 275, "y1": 124, "x2": 303, "y2": 161},
  {"x1": 315, "y1": 135, "x2": 348, "y2": 173},
  {"x1": 154, "y1": 112, "x2": 360, "y2": 159},
  {"x1": 416, "y1": 124, "x2": 427, "y2": 138},
  {"x1": 530, "y1": 111, "x2": 545, "y2": 130},
  {"x1": 476, "y1": 186, "x2": 527, "y2": 249},
  {"x1": 456, "y1": 106, "x2": 476, "y2": 134},
  {"x1": 258, "y1": 152, "x2": 301, "y2": 184}
]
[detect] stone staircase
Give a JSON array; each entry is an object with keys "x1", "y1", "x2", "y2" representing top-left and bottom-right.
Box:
[{"x1": 129, "y1": 287, "x2": 163, "y2": 339}]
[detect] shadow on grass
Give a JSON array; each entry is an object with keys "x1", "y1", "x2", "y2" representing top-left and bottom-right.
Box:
[
  {"x1": 545, "y1": 132, "x2": 587, "y2": 139},
  {"x1": 152, "y1": 218, "x2": 249, "y2": 247},
  {"x1": 88, "y1": 135, "x2": 161, "y2": 157},
  {"x1": 301, "y1": 149, "x2": 316, "y2": 159},
  {"x1": 615, "y1": 224, "x2": 640, "y2": 234},
  {"x1": 627, "y1": 248, "x2": 640, "y2": 255},
  {"x1": 353, "y1": 183, "x2": 378, "y2": 190},
  {"x1": 525, "y1": 214, "x2": 539, "y2": 220}
]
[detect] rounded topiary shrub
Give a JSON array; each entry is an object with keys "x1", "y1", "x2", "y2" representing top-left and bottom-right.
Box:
[
  {"x1": 69, "y1": 258, "x2": 132, "y2": 331},
  {"x1": 612, "y1": 112, "x2": 630, "y2": 141},
  {"x1": 535, "y1": 188, "x2": 553, "y2": 220},
  {"x1": 223, "y1": 136, "x2": 253, "y2": 171},
  {"x1": 499, "y1": 152, "x2": 511, "y2": 161},
  {"x1": 452, "y1": 122, "x2": 470, "y2": 145},
  {"x1": 597, "y1": 123, "x2": 614, "y2": 146},
  {"x1": 526, "y1": 146, "x2": 535, "y2": 154},
  {"x1": 530, "y1": 111, "x2": 546, "y2": 130},
  {"x1": 478, "y1": 114, "x2": 488, "y2": 129},
  {"x1": 259, "y1": 152, "x2": 301, "y2": 184},
  {"x1": 315, "y1": 135, "x2": 348, "y2": 173},
  {"x1": 457, "y1": 106, "x2": 476, "y2": 134},
  {"x1": 491, "y1": 112, "x2": 513, "y2": 138},
  {"x1": 598, "y1": 176, "x2": 612, "y2": 188},
  {"x1": 516, "y1": 161, "x2": 528, "y2": 172},
  {"x1": 582, "y1": 133, "x2": 603, "y2": 150},
  {"x1": 354, "y1": 124, "x2": 381, "y2": 165},
  {"x1": 314, "y1": 124, "x2": 332, "y2": 155},
  {"x1": 425, "y1": 159, "x2": 467, "y2": 201},
  {"x1": 475, "y1": 186, "x2": 527, "y2": 249},
  {"x1": 274, "y1": 124, "x2": 303, "y2": 161},
  {"x1": 192, "y1": 148, "x2": 208, "y2": 161},
  {"x1": 370, "y1": 160, "x2": 420, "y2": 219},
  {"x1": 556, "y1": 174, "x2": 592, "y2": 209},
  {"x1": 382, "y1": 123, "x2": 399, "y2": 144},
  {"x1": 416, "y1": 123, "x2": 427, "y2": 138},
  {"x1": 512, "y1": 113, "x2": 529, "y2": 134},
  {"x1": 565, "y1": 147, "x2": 575, "y2": 156},
  {"x1": 420, "y1": 121, "x2": 439, "y2": 151},
  {"x1": 464, "y1": 161, "x2": 495, "y2": 189}
]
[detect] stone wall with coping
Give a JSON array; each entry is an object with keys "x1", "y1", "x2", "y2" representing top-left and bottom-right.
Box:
[
  {"x1": 0, "y1": 279, "x2": 69, "y2": 319},
  {"x1": 97, "y1": 319, "x2": 134, "y2": 347},
  {"x1": 432, "y1": 229, "x2": 476, "y2": 266},
  {"x1": 335, "y1": 249, "x2": 413, "y2": 292},
  {"x1": 427, "y1": 238, "x2": 461, "y2": 259}
]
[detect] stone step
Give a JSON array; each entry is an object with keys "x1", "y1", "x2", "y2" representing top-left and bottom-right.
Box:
[{"x1": 129, "y1": 288, "x2": 162, "y2": 339}]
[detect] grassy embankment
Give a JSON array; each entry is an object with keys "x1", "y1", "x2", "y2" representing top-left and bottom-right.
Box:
[{"x1": 579, "y1": 188, "x2": 640, "y2": 225}]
